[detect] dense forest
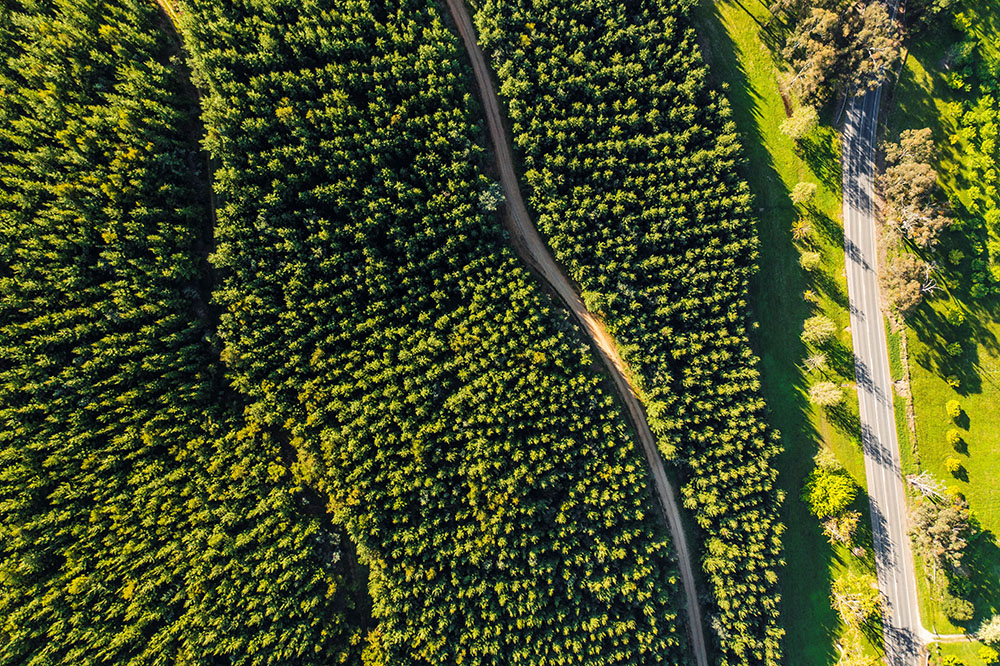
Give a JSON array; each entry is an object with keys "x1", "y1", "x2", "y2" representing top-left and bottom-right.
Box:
[
  {"x1": 470, "y1": 0, "x2": 785, "y2": 664},
  {"x1": 0, "y1": 0, "x2": 802, "y2": 663},
  {"x1": 0, "y1": 1, "x2": 364, "y2": 664},
  {"x1": 175, "y1": 0, "x2": 690, "y2": 663}
]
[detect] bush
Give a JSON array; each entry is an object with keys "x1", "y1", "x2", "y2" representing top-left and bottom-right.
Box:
[
  {"x1": 947, "y1": 399, "x2": 963, "y2": 420},
  {"x1": 809, "y1": 381, "x2": 845, "y2": 407},
  {"x1": 946, "y1": 341, "x2": 964, "y2": 357},
  {"x1": 946, "y1": 429, "x2": 963, "y2": 448},
  {"x1": 799, "y1": 250, "x2": 823, "y2": 271},
  {"x1": 941, "y1": 592, "x2": 975, "y2": 621},
  {"x1": 802, "y1": 315, "x2": 838, "y2": 345},
  {"x1": 980, "y1": 645, "x2": 1000, "y2": 664},
  {"x1": 791, "y1": 182, "x2": 819, "y2": 207},
  {"x1": 944, "y1": 457, "x2": 964, "y2": 475}
]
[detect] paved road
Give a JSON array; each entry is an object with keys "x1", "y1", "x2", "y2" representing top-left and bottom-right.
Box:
[
  {"x1": 441, "y1": 1, "x2": 709, "y2": 664},
  {"x1": 842, "y1": 79, "x2": 926, "y2": 666}
]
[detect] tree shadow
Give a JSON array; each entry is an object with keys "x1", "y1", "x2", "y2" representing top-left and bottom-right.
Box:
[
  {"x1": 812, "y1": 267, "x2": 850, "y2": 310},
  {"x1": 907, "y1": 299, "x2": 984, "y2": 396},
  {"x1": 799, "y1": 128, "x2": 843, "y2": 194},
  {"x1": 825, "y1": 340, "x2": 856, "y2": 382},
  {"x1": 827, "y1": 403, "x2": 863, "y2": 444},
  {"x1": 966, "y1": 528, "x2": 1000, "y2": 620},
  {"x1": 809, "y1": 210, "x2": 845, "y2": 247}
]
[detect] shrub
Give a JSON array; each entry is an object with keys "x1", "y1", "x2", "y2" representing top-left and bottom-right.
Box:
[
  {"x1": 947, "y1": 399, "x2": 962, "y2": 419},
  {"x1": 946, "y1": 429, "x2": 963, "y2": 448},
  {"x1": 802, "y1": 315, "x2": 838, "y2": 345},
  {"x1": 791, "y1": 182, "x2": 819, "y2": 207},
  {"x1": 944, "y1": 457, "x2": 963, "y2": 475},
  {"x1": 941, "y1": 592, "x2": 974, "y2": 621},
  {"x1": 799, "y1": 250, "x2": 823, "y2": 271},
  {"x1": 809, "y1": 381, "x2": 845, "y2": 407}
]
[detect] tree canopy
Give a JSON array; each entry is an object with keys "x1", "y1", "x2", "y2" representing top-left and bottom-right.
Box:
[{"x1": 471, "y1": 0, "x2": 785, "y2": 663}]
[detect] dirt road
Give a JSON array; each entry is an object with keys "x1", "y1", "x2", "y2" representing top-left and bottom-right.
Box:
[{"x1": 441, "y1": 1, "x2": 709, "y2": 664}]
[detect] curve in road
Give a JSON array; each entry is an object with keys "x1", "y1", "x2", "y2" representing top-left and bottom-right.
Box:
[{"x1": 440, "y1": 1, "x2": 709, "y2": 665}]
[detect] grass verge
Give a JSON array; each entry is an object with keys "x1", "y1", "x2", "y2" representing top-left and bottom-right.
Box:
[{"x1": 693, "y1": 1, "x2": 878, "y2": 662}]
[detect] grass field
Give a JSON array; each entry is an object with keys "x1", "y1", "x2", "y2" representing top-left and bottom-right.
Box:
[
  {"x1": 884, "y1": 5, "x2": 1000, "y2": 639},
  {"x1": 693, "y1": 1, "x2": 876, "y2": 663},
  {"x1": 929, "y1": 641, "x2": 992, "y2": 666}
]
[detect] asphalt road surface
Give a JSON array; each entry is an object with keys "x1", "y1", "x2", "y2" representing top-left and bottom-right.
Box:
[
  {"x1": 441, "y1": 1, "x2": 709, "y2": 664},
  {"x1": 842, "y1": 85, "x2": 925, "y2": 665}
]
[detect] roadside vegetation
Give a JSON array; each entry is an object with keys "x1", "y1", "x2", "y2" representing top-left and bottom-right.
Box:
[
  {"x1": 692, "y1": 0, "x2": 910, "y2": 663},
  {"x1": 881, "y1": 0, "x2": 1000, "y2": 654},
  {"x1": 177, "y1": 0, "x2": 689, "y2": 663}
]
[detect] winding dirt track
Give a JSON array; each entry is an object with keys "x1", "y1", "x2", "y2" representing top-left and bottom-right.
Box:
[{"x1": 442, "y1": 1, "x2": 709, "y2": 664}]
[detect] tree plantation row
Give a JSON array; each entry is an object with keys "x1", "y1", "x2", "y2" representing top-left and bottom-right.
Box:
[
  {"x1": 180, "y1": 0, "x2": 689, "y2": 662},
  {"x1": 470, "y1": 0, "x2": 785, "y2": 663},
  {"x1": 0, "y1": 0, "x2": 706, "y2": 663},
  {"x1": 1, "y1": 0, "x2": 788, "y2": 664},
  {"x1": 0, "y1": 2, "x2": 364, "y2": 663}
]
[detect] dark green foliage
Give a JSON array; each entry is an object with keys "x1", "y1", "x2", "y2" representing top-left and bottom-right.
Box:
[
  {"x1": 945, "y1": 15, "x2": 1000, "y2": 294},
  {"x1": 178, "y1": 0, "x2": 687, "y2": 663},
  {"x1": 0, "y1": 1, "x2": 360, "y2": 663},
  {"x1": 470, "y1": 0, "x2": 785, "y2": 663}
]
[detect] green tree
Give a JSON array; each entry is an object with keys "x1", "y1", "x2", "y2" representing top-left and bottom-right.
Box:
[
  {"x1": 909, "y1": 497, "x2": 973, "y2": 573},
  {"x1": 804, "y1": 467, "x2": 857, "y2": 517},
  {"x1": 791, "y1": 181, "x2": 819, "y2": 207},
  {"x1": 979, "y1": 614, "x2": 1000, "y2": 644},
  {"x1": 881, "y1": 253, "x2": 930, "y2": 315},
  {"x1": 783, "y1": 7, "x2": 841, "y2": 106},
  {"x1": 802, "y1": 314, "x2": 837, "y2": 345},
  {"x1": 831, "y1": 572, "x2": 882, "y2": 628},
  {"x1": 809, "y1": 381, "x2": 844, "y2": 407},
  {"x1": 882, "y1": 129, "x2": 953, "y2": 248},
  {"x1": 781, "y1": 106, "x2": 819, "y2": 142},
  {"x1": 847, "y1": 3, "x2": 903, "y2": 93},
  {"x1": 800, "y1": 250, "x2": 823, "y2": 271},
  {"x1": 947, "y1": 399, "x2": 963, "y2": 420}
]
